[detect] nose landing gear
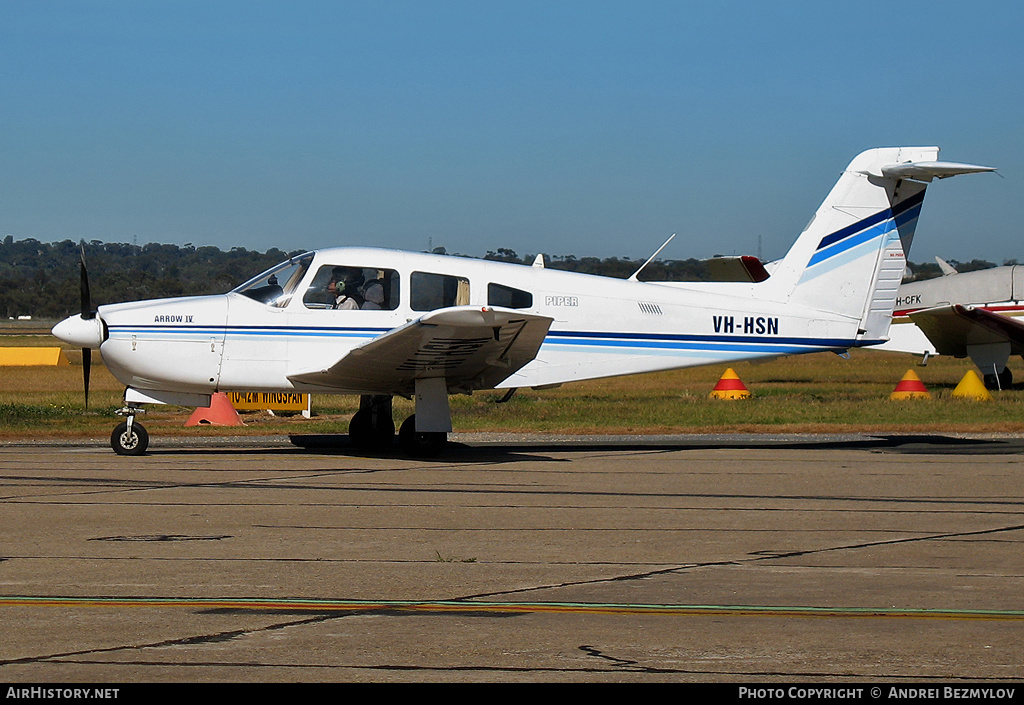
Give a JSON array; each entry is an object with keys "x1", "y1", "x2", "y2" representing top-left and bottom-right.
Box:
[{"x1": 111, "y1": 406, "x2": 148, "y2": 456}]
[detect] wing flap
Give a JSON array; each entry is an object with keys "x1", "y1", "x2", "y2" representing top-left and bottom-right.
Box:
[
  {"x1": 288, "y1": 306, "x2": 552, "y2": 394},
  {"x1": 908, "y1": 305, "x2": 1024, "y2": 357}
]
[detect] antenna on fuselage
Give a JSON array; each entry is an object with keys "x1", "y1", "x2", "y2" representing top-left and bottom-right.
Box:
[{"x1": 628, "y1": 233, "x2": 676, "y2": 282}]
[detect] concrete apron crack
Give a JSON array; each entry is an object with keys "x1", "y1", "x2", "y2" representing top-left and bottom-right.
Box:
[{"x1": 1, "y1": 613, "x2": 342, "y2": 667}]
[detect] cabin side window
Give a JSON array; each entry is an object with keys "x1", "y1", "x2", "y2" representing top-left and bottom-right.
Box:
[
  {"x1": 410, "y1": 271, "x2": 470, "y2": 311},
  {"x1": 302, "y1": 266, "x2": 400, "y2": 310},
  {"x1": 487, "y1": 283, "x2": 533, "y2": 309}
]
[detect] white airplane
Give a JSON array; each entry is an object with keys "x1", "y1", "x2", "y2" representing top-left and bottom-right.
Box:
[
  {"x1": 52, "y1": 147, "x2": 994, "y2": 456},
  {"x1": 875, "y1": 260, "x2": 1024, "y2": 389}
]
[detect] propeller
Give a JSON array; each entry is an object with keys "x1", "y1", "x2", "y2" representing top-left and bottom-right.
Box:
[
  {"x1": 51, "y1": 244, "x2": 106, "y2": 409},
  {"x1": 79, "y1": 243, "x2": 95, "y2": 409}
]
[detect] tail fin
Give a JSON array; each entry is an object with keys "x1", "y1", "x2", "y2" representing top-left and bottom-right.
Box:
[{"x1": 766, "y1": 147, "x2": 994, "y2": 340}]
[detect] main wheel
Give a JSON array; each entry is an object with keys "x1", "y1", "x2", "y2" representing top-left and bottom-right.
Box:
[
  {"x1": 398, "y1": 415, "x2": 447, "y2": 458},
  {"x1": 348, "y1": 408, "x2": 395, "y2": 450},
  {"x1": 111, "y1": 421, "x2": 149, "y2": 456},
  {"x1": 983, "y1": 367, "x2": 1013, "y2": 390}
]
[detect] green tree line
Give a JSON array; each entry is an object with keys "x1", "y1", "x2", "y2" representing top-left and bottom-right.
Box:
[
  {"x1": 0, "y1": 236, "x2": 1008, "y2": 320},
  {"x1": 0, "y1": 237, "x2": 299, "y2": 320}
]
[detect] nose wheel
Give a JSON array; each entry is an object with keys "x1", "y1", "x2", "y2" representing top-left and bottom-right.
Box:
[{"x1": 111, "y1": 408, "x2": 148, "y2": 456}]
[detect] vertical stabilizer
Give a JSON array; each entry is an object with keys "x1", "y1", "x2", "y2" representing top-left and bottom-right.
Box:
[{"x1": 765, "y1": 147, "x2": 993, "y2": 341}]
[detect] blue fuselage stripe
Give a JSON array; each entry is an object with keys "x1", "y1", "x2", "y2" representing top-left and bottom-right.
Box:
[{"x1": 108, "y1": 325, "x2": 877, "y2": 355}]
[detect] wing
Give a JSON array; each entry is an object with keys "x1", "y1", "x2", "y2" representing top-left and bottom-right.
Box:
[
  {"x1": 908, "y1": 305, "x2": 1024, "y2": 357},
  {"x1": 288, "y1": 306, "x2": 553, "y2": 395}
]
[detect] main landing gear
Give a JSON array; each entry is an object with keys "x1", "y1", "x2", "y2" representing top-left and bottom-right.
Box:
[
  {"x1": 111, "y1": 406, "x2": 148, "y2": 456},
  {"x1": 348, "y1": 395, "x2": 396, "y2": 450},
  {"x1": 983, "y1": 367, "x2": 1013, "y2": 391},
  {"x1": 398, "y1": 414, "x2": 447, "y2": 457},
  {"x1": 347, "y1": 394, "x2": 448, "y2": 457}
]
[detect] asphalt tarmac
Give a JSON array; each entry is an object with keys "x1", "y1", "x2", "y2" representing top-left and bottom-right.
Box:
[{"x1": 1, "y1": 432, "x2": 1023, "y2": 683}]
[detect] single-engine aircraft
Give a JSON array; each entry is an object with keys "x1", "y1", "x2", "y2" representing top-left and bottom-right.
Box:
[
  {"x1": 52, "y1": 147, "x2": 995, "y2": 456},
  {"x1": 875, "y1": 260, "x2": 1024, "y2": 390}
]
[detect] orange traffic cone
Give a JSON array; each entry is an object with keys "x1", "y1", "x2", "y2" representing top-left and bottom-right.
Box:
[
  {"x1": 185, "y1": 392, "x2": 244, "y2": 426},
  {"x1": 951, "y1": 370, "x2": 992, "y2": 401},
  {"x1": 710, "y1": 368, "x2": 750, "y2": 399},
  {"x1": 890, "y1": 370, "x2": 931, "y2": 400}
]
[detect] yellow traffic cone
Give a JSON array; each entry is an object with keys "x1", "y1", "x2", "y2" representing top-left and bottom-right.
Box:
[
  {"x1": 890, "y1": 370, "x2": 931, "y2": 400},
  {"x1": 710, "y1": 368, "x2": 751, "y2": 399},
  {"x1": 952, "y1": 370, "x2": 992, "y2": 401}
]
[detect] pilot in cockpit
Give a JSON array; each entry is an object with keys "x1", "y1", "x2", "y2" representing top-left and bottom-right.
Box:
[{"x1": 328, "y1": 267, "x2": 364, "y2": 309}]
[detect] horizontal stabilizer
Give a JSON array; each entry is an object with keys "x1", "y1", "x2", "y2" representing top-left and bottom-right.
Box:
[
  {"x1": 879, "y1": 161, "x2": 996, "y2": 182},
  {"x1": 705, "y1": 255, "x2": 771, "y2": 283}
]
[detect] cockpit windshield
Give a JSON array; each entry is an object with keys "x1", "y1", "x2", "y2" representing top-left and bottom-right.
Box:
[{"x1": 232, "y1": 253, "x2": 314, "y2": 308}]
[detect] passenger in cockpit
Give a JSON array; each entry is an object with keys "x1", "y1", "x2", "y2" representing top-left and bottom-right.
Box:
[{"x1": 361, "y1": 279, "x2": 384, "y2": 310}]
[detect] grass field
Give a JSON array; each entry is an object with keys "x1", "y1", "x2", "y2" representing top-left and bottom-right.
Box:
[{"x1": 2, "y1": 324, "x2": 1023, "y2": 440}]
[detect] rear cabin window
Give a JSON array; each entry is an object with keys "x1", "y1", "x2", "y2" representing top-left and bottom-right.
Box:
[
  {"x1": 410, "y1": 271, "x2": 470, "y2": 311},
  {"x1": 487, "y1": 283, "x2": 533, "y2": 309},
  {"x1": 302, "y1": 266, "x2": 400, "y2": 310}
]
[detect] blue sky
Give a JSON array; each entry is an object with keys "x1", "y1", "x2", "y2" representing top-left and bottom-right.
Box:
[{"x1": 2, "y1": 1, "x2": 1021, "y2": 264}]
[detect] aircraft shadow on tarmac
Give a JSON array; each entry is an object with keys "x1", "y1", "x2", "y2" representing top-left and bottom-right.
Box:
[
  {"x1": 136, "y1": 432, "x2": 1024, "y2": 462},
  {"x1": 148, "y1": 437, "x2": 567, "y2": 465},
  {"x1": 281, "y1": 432, "x2": 1024, "y2": 459}
]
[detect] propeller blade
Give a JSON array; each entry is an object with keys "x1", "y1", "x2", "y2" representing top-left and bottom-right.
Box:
[
  {"x1": 79, "y1": 242, "x2": 95, "y2": 409},
  {"x1": 80, "y1": 243, "x2": 95, "y2": 320},
  {"x1": 82, "y1": 347, "x2": 91, "y2": 410}
]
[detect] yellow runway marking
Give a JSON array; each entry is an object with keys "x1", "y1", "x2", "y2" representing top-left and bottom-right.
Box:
[{"x1": 3, "y1": 596, "x2": 1024, "y2": 621}]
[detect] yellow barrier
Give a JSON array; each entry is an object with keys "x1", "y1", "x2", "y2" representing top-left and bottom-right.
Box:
[
  {"x1": 0, "y1": 347, "x2": 71, "y2": 366},
  {"x1": 227, "y1": 391, "x2": 310, "y2": 412}
]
